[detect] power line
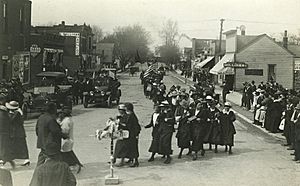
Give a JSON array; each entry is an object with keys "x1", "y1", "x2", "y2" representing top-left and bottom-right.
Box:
[{"x1": 226, "y1": 19, "x2": 300, "y2": 26}]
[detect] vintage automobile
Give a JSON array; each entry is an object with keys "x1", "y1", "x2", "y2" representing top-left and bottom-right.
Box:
[
  {"x1": 22, "y1": 72, "x2": 73, "y2": 119},
  {"x1": 83, "y1": 68, "x2": 121, "y2": 108}
]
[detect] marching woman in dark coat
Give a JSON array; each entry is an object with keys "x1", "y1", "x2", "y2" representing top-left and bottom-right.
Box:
[
  {"x1": 220, "y1": 102, "x2": 236, "y2": 154},
  {"x1": 145, "y1": 104, "x2": 161, "y2": 162},
  {"x1": 113, "y1": 104, "x2": 130, "y2": 167},
  {"x1": 6, "y1": 101, "x2": 30, "y2": 166},
  {"x1": 0, "y1": 95, "x2": 15, "y2": 169},
  {"x1": 125, "y1": 103, "x2": 141, "y2": 167},
  {"x1": 206, "y1": 100, "x2": 221, "y2": 153},
  {"x1": 158, "y1": 104, "x2": 175, "y2": 164},
  {"x1": 191, "y1": 101, "x2": 209, "y2": 160},
  {"x1": 175, "y1": 100, "x2": 192, "y2": 159}
]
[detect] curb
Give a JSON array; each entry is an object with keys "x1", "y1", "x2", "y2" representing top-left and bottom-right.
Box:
[{"x1": 170, "y1": 72, "x2": 285, "y2": 141}]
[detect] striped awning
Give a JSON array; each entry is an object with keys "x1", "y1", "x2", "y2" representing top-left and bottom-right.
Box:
[{"x1": 209, "y1": 53, "x2": 235, "y2": 75}]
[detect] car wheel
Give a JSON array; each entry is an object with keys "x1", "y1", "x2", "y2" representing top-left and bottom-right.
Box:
[
  {"x1": 83, "y1": 96, "x2": 88, "y2": 108},
  {"x1": 22, "y1": 103, "x2": 28, "y2": 120}
]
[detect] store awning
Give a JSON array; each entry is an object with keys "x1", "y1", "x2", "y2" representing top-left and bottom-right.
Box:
[
  {"x1": 209, "y1": 53, "x2": 235, "y2": 75},
  {"x1": 195, "y1": 56, "x2": 214, "y2": 69}
]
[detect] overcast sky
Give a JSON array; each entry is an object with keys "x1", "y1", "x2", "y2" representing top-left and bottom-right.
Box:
[{"x1": 31, "y1": 0, "x2": 300, "y2": 49}]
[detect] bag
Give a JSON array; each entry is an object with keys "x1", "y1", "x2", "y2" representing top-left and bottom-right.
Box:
[
  {"x1": 279, "y1": 119, "x2": 285, "y2": 131},
  {"x1": 61, "y1": 139, "x2": 74, "y2": 152}
]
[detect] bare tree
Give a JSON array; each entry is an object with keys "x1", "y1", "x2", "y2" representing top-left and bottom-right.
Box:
[
  {"x1": 92, "y1": 25, "x2": 104, "y2": 43},
  {"x1": 159, "y1": 19, "x2": 179, "y2": 46}
]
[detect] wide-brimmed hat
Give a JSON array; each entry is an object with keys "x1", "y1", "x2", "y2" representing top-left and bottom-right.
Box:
[
  {"x1": 118, "y1": 104, "x2": 126, "y2": 110},
  {"x1": 6, "y1": 101, "x2": 19, "y2": 110},
  {"x1": 224, "y1": 102, "x2": 232, "y2": 108},
  {"x1": 205, "y1": 95, "x2": 213, "y2": 100},
  {"x1": 45, "y1": 142, "x2": 61, "y2": 156}
]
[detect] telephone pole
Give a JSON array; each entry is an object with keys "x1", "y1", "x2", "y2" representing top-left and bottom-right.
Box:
[{"x1": 218, "y1": 19, "x2": 225, "y2": 56}]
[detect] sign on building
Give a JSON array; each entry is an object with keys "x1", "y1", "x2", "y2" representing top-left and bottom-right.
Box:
[
  {"x1": 30, "y1": 44, "x2": 41, "y2": 57},
  {"x1": 59, "y1": 32, "x2": 80, "y2": 56},
  {"x1": 224, "y1": 62, "x2": 248, "y2": 68}
]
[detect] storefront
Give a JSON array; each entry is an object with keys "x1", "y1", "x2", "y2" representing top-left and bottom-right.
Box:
[{"x1": 12, "y1": 52, "x2": 30, "y2": 84}]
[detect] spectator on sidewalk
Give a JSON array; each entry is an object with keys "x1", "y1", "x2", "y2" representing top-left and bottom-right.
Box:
[
  {"x1": 222, "y1": 80, "x2": 230, "y2": 105},
  {"x1": 241, "y1": 82, "x2": 247, "y2": 107}
]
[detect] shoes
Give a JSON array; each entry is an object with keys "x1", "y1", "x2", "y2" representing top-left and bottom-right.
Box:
[
  {"x1": 287, "y1": 147, "x2": 295, "y2": 150},
  {"x1": 214, "y1": 149, "x2": 218, "y2": 153},
  {"x1": 129, "y1": 162, "x2": 139, "y2": 168},
  {"x1": 126, "y1": 159, "x2": 133, "y2": 164},
  {"x1": 292, "y1": 158, "x2": 298, "y2": 161},
  {"x1": 200, "y1": 150, "x2": 205, "y2": 156},
  {"x1": 192, "y1": 154, "x2": 198, "y2": 161},
  {"x1": 148, "y1": 157, "x2": 154, "y2": 162},
  {"x1": 114, "y1": 163, "x2": 124, "y2": 167},
  {"x1": 161, "y1": 155, "x2": 166, "y2": 159},
  {"x1": 164, "y1": 157, "x2": 171, "y2": 164},
  {"x1": 228, "y1": 151, "x2": 233, "y2": 155},
  {"x1": 21, "y1": 160, "x2": 30, "y2": 166},
  {"x1": 186, "y1": 151, "x2": 192, "y2": 156}
]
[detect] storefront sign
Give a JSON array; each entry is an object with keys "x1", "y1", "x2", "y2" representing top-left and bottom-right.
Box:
[
  {"x1": 223, "y1": 62, "x2": 248, "y2": 68},
  {"x1": 30, "y1": 44, "x2": 41, "y2": 57},
  {"x1": 12, "y1": 53, "x2": 30, "y2": 84},
  {"x1": 59, "y1": 32, "x2": 80, "y2": 56}
]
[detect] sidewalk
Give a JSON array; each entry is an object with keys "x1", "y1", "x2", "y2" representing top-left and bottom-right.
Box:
[{"x1": 171, "y1": 70, "x2": 285, "y2": 141}]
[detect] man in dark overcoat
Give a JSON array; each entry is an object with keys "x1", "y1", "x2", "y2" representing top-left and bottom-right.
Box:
[{"x1": 36, "y1": 102, "x2": 68, "y2": 166}]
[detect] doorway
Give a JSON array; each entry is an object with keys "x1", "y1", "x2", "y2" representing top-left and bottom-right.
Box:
[{"x1": 268, "y1": 64, "x2": 276, "y2": 82}]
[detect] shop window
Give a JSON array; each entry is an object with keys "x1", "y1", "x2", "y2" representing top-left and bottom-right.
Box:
[{"x1": 245, "y1": 69, "x2": 263, "y2": 76}]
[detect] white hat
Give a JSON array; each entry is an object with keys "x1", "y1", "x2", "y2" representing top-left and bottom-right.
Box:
[
  {"x1": 6, "y1": 101, "x2": 19, "y2": 110},
  {"x1": 224, "y1": 102, "x2": 232, "y2": 107},
  {"x1": 205, "y1": 96, "x2": 213, "y2": 100}
]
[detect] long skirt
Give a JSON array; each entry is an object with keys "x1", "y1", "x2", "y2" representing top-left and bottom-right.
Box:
[
  {"x1": 127, "y1": 138, "x2": 139, "y2": 159},
  {"x1": 0, "y1": 134, "x2": 14, "y2": 161},
  {"x1": 11, "y1": 138, "x2": 29, "y2": 159},
  {"x1": 176, "y1": 123, "x2": 191, "y2": 149},
  {"x1": 114, "y1": 139, "x2": 129, "y2": 158},
  {"x1": 62, "y1": 151, "x2": 82, "y2": 166},
  {"x1": 149, "y1": 136, "x2": 160, "y2": 153},
  {"x1": 158, "y1": 132, "x2": 173, "y2": 155},
  {"x1": 191, "y1": 123, "x2": 206, "y2": 151},
  {"x1": 283, "y1": 120, "x2": 292, "y2": 144}
]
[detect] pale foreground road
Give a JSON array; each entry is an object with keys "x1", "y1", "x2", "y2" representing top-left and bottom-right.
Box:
[{"x1": 10, "y1": 72, "x2": 300, "y2": 186}]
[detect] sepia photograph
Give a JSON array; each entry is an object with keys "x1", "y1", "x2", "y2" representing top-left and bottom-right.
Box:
[{"x1": 0, "y1": 0, "x2": 300, "y2": 185}]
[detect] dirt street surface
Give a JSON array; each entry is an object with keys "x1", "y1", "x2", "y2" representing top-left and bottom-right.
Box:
[{"x1": 9, "y1": 72, "x2": 300, "y2": 186}]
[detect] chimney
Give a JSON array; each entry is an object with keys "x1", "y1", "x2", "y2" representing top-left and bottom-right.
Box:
[
  {"x1": 61, "y1": 21, "x2": 65, "y2": 26},
  {"x1": 283, "y1": 30, "x2": 288, "y2": 49},
  {"x1": 240, "y1": 25, "x2": 246, "y2": 36},
  {"x1": 241, "y1": 30, "x2": 245, "y2": 36}
]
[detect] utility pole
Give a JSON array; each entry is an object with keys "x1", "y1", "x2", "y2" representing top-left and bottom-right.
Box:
[{"x1": 218, "y1": 19, "x2": 225, "y2": 56}]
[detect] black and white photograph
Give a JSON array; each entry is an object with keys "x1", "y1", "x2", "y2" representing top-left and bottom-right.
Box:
[{"x1": 0, "y1": 0, "x2": 300, "y2": 185}]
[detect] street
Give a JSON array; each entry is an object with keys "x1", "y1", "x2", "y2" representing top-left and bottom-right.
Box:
[{"x1": 9, "y1": 71, "x2": 300, "y2": 186}]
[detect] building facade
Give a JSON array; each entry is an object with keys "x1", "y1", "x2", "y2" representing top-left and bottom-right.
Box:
[
  {"x1": 32, "y1": 21, "x2": 94, "y2": 74},
  {"x1": 95, "y1": 43, "x2": 115, "y2": 67},
  {"x1": 0, "y1": 0, "x2": 32, "y2": 81},
  {"x1": 210, "y1": 30, "x2": 294, "y2": 90}
]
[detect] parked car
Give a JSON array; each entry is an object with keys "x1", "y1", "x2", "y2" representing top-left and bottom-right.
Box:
[
  {"x1": 22, "y1": 72, "x2": 73, "y2": 119},
  {"x1": 83, "y1": 68, "x2": 121, "y2": 108}
]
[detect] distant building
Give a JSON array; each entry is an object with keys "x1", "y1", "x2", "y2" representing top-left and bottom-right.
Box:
[
  {"x1": 0, "y1": 0, "x2": 32, "y2": 82},
  {"x1": 95, "y1": 43, "x2": 115, "y2": 67},
  {"x1": 210, "y1": 29, "x2": 294, "y2": 90},
  {"x1": 32, "y1": 21, "x2": 94, "y2": 74},
  {"x1": 288, "y1": 44, "x2": 300, "y2": 90}
]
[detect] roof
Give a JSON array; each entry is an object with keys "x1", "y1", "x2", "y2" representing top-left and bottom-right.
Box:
[
  {"x1": 195, "y1": 56, "x2": 214, "y2": 69},
  {"x1": 36, "y1": 72, "x2": 66, "y2": 78},
  {"x1": 288, "y1": 45, "x2": 300, "y2": 57},
  {"x1": 237, "y1": 35, "x2": 262, "y2": 52}
]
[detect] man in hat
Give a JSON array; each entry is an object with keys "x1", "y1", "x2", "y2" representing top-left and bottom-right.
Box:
[
  {"x1": 36, "y1": 102, "x2": 68, "y2": 166},
  {"x1": 30, "y1": 142, "x2": 77, "y2": 186}
]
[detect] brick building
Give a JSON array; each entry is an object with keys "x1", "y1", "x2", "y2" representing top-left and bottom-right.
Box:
[
  {"x1": 0, "y1": 0, "x2": 32, "y2": 81},
  {"x1": 32, "y1": 21, "x2": 94, "y2": 74}
]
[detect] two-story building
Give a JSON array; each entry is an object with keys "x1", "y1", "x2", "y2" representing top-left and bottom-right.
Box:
[
  {"x1": 210, "y1": 30, "x2": 294, "y2": 90},
  {"x1": 95, "y1": 43, "x2": 115, "y2": 68},
  {"x1": 0, "y1": 0, "x2": 32, "y2": 82},
  {"x1": 32, "y1": 21, "x2": 94, "y2": 74}
]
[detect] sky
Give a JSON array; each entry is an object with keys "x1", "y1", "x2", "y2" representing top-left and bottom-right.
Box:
[{"x1": 31, "y1": 0, "x2": 300, "y2": 49}]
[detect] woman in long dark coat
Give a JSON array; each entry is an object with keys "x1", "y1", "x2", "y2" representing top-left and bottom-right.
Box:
[
  {"x1": 0, "y1": 95, "x2": 15, "y2": 169},
  {"x1": 113, "y1": 104, "x2": 130, "y2": 167},
  {"x1": 220, "y1": 102, "x2": 236, "y2": 154},
  {"x1": 206, "y1": 101, "x2": 221, "y2": 153},
  {"x1": 145, "y1": 104, "x2": 161, "y2": 162},
  {"x1": 191, "y1": 101, "x2": 209, "y2": 160},
  {"x1": 6, "y1": 101, "x2": 30, "y2": 166},
  {"x1": 158, "y1": 105, "x2": 175, "y2": 164},
  {"x1": 175, "y1": 100, "x2": 192, "y2": 159},
  {"x1": 125, "y1": 103, "x2": 141, "y2": 167}
]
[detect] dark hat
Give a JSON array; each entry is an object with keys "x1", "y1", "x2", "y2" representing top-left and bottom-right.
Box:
[{"x1": 45, "y1": 142, "x2": 61, "y2": 156}]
